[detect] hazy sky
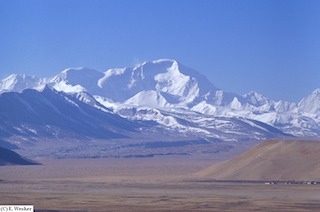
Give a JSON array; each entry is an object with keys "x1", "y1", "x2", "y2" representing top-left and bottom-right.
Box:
[{"x1": 1, "y1": 0, "x2": 320, "y2": 102}]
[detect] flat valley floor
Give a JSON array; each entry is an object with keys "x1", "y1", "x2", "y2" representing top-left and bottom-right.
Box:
[{"x1": 1, "y1": 157, "x2": 320, "y2": 212}]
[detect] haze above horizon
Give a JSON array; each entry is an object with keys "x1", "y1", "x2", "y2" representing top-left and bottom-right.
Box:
[{"x1": 1, "y1": 0, "x2": 319, "y2": 102}]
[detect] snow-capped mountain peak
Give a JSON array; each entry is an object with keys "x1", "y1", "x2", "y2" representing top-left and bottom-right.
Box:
[
  {"x1": 0, "y1": 74, "x2": 46, "y2": 93},
  {"x1": 51, "y1": 67, "x2": 104, "y2": 84},
  {"x1": 50, "y1": 67, "x2": 104, "y2": 94},
  {"x1": 86, "y1": 59, "x2": 219, "y2": 106},
  {"x1": 298, "y1": 88, "x2": 320, "y2": 114},
  {"x1": 243, "y1": 91, "x2": 269, "y2": 107}
]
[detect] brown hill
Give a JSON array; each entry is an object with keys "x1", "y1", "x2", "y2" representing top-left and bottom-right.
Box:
[{"x1": 197, "y1": 139, "x2": 320, "y2": 181}]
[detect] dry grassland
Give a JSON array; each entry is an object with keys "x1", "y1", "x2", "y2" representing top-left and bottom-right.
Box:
[{"x1": 1, "y1": 156, "x2": 320, "y2": 211}]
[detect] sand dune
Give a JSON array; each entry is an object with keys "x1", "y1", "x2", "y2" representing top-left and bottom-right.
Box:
[{"x1": 198, "y1": 140, "x2": 320, "y2": 181}]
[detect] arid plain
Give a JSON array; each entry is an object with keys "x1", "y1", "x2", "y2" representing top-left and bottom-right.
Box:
[{"x1": 2, "y1": 140, "x2": 320, "y2": 212}]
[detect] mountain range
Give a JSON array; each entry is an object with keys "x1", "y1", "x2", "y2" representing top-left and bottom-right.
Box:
[{"x1": 0, "y1": 59, "x2": 319, "y2": 158}]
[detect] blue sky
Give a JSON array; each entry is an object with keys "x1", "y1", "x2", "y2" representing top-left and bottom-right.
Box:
[{"x1": 0, "y1": 0, "x2": 319, "y2": 102}]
